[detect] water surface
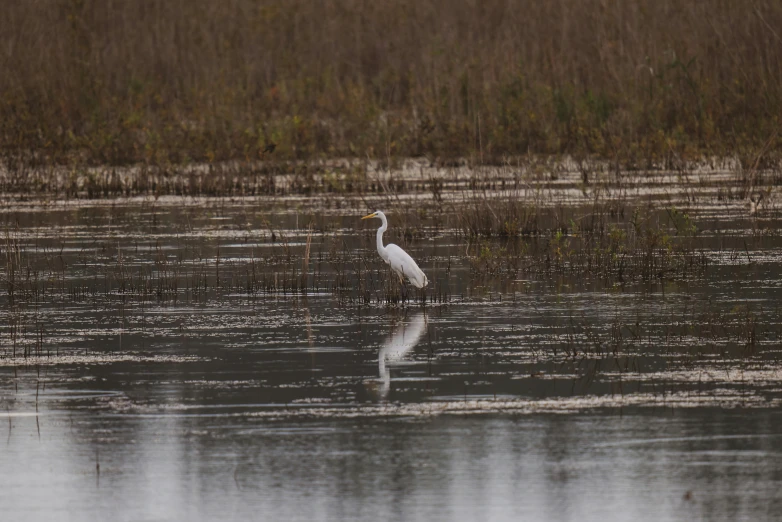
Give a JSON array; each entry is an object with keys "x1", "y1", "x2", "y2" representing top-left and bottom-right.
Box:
[{"x1": 2, "y1": 169, "x2": 782, "y2": 520}]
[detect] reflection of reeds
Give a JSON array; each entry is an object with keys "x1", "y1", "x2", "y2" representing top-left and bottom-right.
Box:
[
  {"x1": 0, "y1": 161, "x2": 379, "y2": 199},
  {"x1": 2, "y1": 226, "x2": 47, "y2": 302},
  {"x1": 301, "y1": 223, "x2": 313, "y2": 293},
  {"x1": 1, "y1": 156, "x2": 779, "y2": 201},
  {"x1": 561, "y1": 302, "x2": 763, "y2": 359},
  {"x1": 3, "y1": 227, "x2": 21, "y2": 299}
]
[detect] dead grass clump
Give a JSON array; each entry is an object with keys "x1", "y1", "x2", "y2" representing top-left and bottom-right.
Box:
[
  {"x1": 464, "y1": 193, "x2": 707, "y2": 282},
  {"x1": 459, "y1": 193, "x2": 541, "y2": 238}
]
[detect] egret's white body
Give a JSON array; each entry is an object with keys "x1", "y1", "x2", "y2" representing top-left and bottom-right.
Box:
[{"x1": 361, "y1": 211, "x2": 428, "y2": 288}]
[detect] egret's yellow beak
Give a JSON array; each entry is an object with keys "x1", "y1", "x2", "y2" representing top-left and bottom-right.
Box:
[{"x1": 361, "y1": 212, "x2": 377, "y2": 220}]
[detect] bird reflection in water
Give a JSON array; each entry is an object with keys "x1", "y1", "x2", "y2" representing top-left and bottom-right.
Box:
[{"x1": 378, "y1": 312, "x2": 428, "y2": 400}]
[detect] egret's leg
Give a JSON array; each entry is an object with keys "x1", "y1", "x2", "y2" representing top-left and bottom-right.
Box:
[{"x1": 396, "y1": 273, "x2": 408, "y2": 301}]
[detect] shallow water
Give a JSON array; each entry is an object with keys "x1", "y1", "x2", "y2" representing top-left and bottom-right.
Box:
[
  {"x1": 2, "y1": 171, "x2": 782, "y2": 520},
  {"x1": 5, "y1": 409, "x2": 782, "y2": 521}
]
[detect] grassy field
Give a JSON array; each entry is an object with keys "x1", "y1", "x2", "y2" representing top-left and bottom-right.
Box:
[{"x1": 2, "y1": 0, "x2": 781, "y2": 169}]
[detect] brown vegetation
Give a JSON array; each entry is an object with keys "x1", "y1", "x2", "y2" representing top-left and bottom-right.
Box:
[{"x1": 2, "y1": 0, "x2": 781, "y2": 169}]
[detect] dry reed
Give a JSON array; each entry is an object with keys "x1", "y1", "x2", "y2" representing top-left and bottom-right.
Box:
[{"x1": 1, "y1": 0, "x2": 781, "y2": 170}]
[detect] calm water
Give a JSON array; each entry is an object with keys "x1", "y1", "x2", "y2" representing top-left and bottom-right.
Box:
[
  {"x1": 5, "y1": 408, "x2": 782, "y2": 521},
  {"x1": 2, "y1": 176, "x2": 782, "y2": 520}
]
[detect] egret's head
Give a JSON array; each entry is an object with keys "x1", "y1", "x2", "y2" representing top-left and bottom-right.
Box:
[{"x1": 361, "y1": 211, "x2": 380, "y2": 220}]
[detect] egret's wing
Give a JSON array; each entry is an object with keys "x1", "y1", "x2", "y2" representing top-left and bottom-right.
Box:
[{"x1": 385, "y1": 244, "x2": 428, "y2": 288}]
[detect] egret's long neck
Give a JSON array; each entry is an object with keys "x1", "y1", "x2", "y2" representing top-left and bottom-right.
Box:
[{"x1": 376, "y1": 214, "x2": 388, "y2": 258}]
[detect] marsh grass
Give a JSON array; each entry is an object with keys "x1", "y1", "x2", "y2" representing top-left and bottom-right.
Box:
[
  {"x1": 0, "y1": 161, "x2": 376, "y2": 198},
  {"x1": 0, "y1": 157, "x2": 778, "y2": 357},
  {"x1": 460, "y1": 185, "x2": 707, "y2": 281},
  {"x1": 0, "y1": 203, "x2": 772, "y2": 360},
  {"x1": 0, "y1": 219, "x2": 440, "y2": 312},
  {"x1": 2, "y1": 0, "x2": 781, "y2": 173}
]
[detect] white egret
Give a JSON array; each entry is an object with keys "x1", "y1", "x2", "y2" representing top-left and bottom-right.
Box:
[{"x1": 361, "y1": 211, "x2": 428, "y2": 288}]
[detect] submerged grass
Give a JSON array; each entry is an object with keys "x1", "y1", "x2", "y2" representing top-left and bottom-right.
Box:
[{"x1": 557, "y1": 302, "x2": 765, "y2": 359}]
